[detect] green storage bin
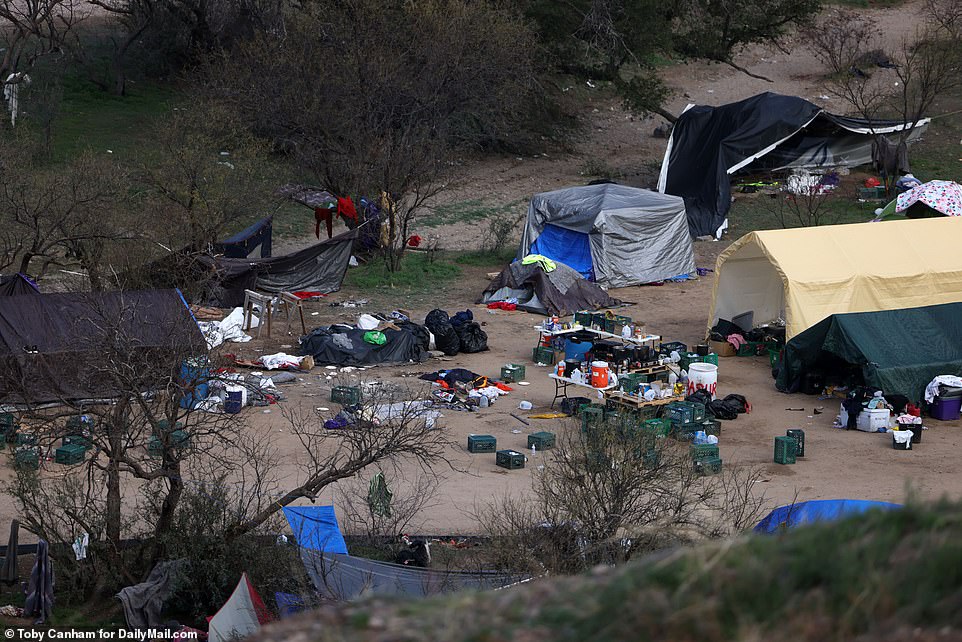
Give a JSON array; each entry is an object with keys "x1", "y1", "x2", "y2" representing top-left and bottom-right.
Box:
[
  {"x1": 690, "y1": 443, "x2": 720, "y2": 462},
  {"x1": 574, "y1": 311, "x2": 593, "y2": 326},
  {"x1": 500, "y1": 364, "x2": 526, "y2": 383},
  {"x1": 147, "y1": 430, "x2": 190, "y2": 457},
  {"x1": 644, "y1": 418, "x2": 671, "y2": 438},
  {"x1": 700, "y1": 418, "x2": 722, "y2": 438},
  {"x1": 63, "y1": 435, "x2": 91, "y2": 450},
  {"x1": 666, "y1": 401, "x2": 697, "y2": 425},
  {"x1": 786, "y1": 429, "x2": 805, "y2": 458},
  {"x1": 496, "y1": 449, "x2": 526, "y2": 470},
  {"x1": 581, "y1": 405, "x2": 605, "y2": 432},
  {"x1": 672, "y1": 421, "x2": 701, "y2": 441},
  {"x1": 619, "y1": 373, "x2": 645, "y2": 394},
  {"x1": 532, "y1": 346, "x2": 556, "y2": 365},
  {"x1": 14, "y1": 446, "x2": 39, "y2": 469},
  {"x1": 467, "y1": 434, "x2": 496, "y2": 453},
  {"x1": 55, "y1": 443, "x2": 86, "y2": 465},
  {"x1": 15, "y1": 432, "x2": 37, "y2": 447},
  {"x1": 774, "y1": 436, "x2": 797, "y2": 465},
  {"x1": 527, "y1": 431, "x2": 556, "y2": 451},
  {"x1": 331, "y1": 385, "x2": 362, "y2": 405},
  {"x1": 695, "y1": 456, "x2": 723, "y2": 475}
]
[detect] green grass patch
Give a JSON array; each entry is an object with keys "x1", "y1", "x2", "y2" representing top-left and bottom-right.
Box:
[
  {"x1": 50, "y1": 76, "x2": 180, "y2": 161},
  {"x1": 419, "y1": 199, "x2": 523, "y2": 228},
  {"x1": 453, "y1": 247, "x2": 516, "y2": 267},
  {"x1": 828, "y1": 0, "x2": 905, "y2": 6},
  {"x1": 344, "y1": 252, "x2": 462, "y2": 291},
  {"x1": 727, "y1": 192, "x2": 878, "y2": 236}
]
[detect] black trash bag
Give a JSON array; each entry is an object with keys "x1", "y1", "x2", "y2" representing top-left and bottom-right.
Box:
[
  {"x1": 686, "y1": 389, "x2": 713, "y2": 407},
  {"x1": 722, "y1": 394, "x2": 749, "y2": 413},
  {"x1": 708, "y1": 399, "x2": 739, "y2": 420},
  {"x1": 397, "y1": 320, "x2": 431, "y2": 353},
  {"x1": 425, "y1": 309, "x2": 460, "y2": 356},
  {"x1": 455, "y1": 321, "x2": 488, "y2": 353},
  {"x1": 450, "y1": 309, "x2": 474, "y2": 327}
]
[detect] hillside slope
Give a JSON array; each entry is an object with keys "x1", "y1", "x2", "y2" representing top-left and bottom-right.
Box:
[{"x1": 254, "y1": 501, "x2": 962, "y2": 642}]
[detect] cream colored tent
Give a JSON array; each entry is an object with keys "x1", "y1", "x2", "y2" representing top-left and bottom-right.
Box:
[{"x1": 708, "y1": 217, "x2": 962, "y2": 340}]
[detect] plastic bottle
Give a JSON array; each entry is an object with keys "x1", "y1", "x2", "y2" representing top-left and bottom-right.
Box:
[
  {"x1": 531, "y1": 444, "x2": 537, "y2": 457},
  {"x1": 557, "y1": 360, "x2": 566, "y2": 378},
  {"x1": 668, "y1": 371, "x2": 678, "y2": 387}
]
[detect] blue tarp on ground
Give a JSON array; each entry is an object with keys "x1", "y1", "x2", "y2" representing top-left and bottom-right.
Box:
[
  {"x1": 283, "y1": 506, "x2": 349, "y2": 554},
  {"x1": 754, "y1": 499, "x2": 902, "y2": 534},
  {"x1": 529, "y1": 224, "x2": 594, "y2": 280},
  {"x1": 273, "y1": 592, "x2": 306, "y2": 619}
]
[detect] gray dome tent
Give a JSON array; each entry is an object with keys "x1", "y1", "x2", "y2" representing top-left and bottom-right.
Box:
[
  {"x1": 478, "y1": 260, "x2": 623, "y2": 316},
  {"x1": 518, "y1": 184, "x2": 695, "y2": 288}
]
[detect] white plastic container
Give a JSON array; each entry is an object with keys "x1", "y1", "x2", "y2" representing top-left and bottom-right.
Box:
[
  {"x1": 687, "y1": 362, "x2": 718, "y2": 399},
  {"x1": 839, "y1": 405, "x2": 891, "y2": 432}
]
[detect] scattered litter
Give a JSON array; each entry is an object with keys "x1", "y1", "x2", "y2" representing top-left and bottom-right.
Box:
[
  {"x1": 518, "y1": 401, "x2": 533, "y2": 410},
  {"x1": 517, "y1": 381, "x2": 530, "y2": 386},
  {"x1": 510, "y1": 413, "x2": 531, "y2": 425},
  {"x1": 786, "y1": 408, "x2": 804, "y2": 411},
  {"x1": 318, "y1": 407, "x2": 329, "y2": 411},
  {"x1": 326, "y1": 366, "x2": 337, "y2": 370},
  {"x1": 511, "y1": 429, "x2": 522, "y2": 434},
  {"x1": 263, "y1": 410, "x2": 271, "y2": 414},
  {"x1": 312, "y1": 312, "x2": 319, "y2": 316}
]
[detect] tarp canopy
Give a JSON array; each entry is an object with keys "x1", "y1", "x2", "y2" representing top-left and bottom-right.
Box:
[
  {"x1": 0, "y1": 289, "x2": 205, "y2": 404},
  {"x1": 300, "y1": 550, "x2": 525, "y2": 601},
  {"x1": 283, "y1": 506, "x2": 348, "y2": 554},
  {"x1": 518, "y1": 183, "x2": 695, "y2": 287},
  {"x1": 207, "y1": 573, "x2": 272, "y2": 642},
  {"x1": 213, "y1": 216, "x2": 273, "y2": 259},
  {"x1": 298, "y1": 321, "x2": 429, "y2": 366},
  {"x1": 754, "y1": 500, "x2": 901, "y2": 534},
  {"x1": 708, "y1": 217, "x2": 962, "y2": 341},
  {"x1": 0, "y1": 273, "x2": 39, "y2": 297},
  {"x1": 135, "y1": 230, "x2": 356, "y2": 308},
  {"x1": 775, "y1": 303, "x2": 962, "y2": 399},
  {"x1": 658, "y1": 92, "x2": 930, "y2": 237},
  {"x1": 478, "y1": 260, "x2": 624, "y2": 316}
]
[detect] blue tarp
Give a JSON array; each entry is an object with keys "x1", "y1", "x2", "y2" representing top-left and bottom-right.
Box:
[
  {"x1": 274, "y1": 592, "x2": 306, "y2": 619},
  {"x1": 753, "y1": 499, "x2": 902, "y2": 534},
  {"x1": 529, "y1": 224, "x2": 594, "y2": 280},
  {"x1": 283, "y1": 506, "x2": 349, "y2": 554},
  {"x1": 214, "y1": 216, "x2": 273, "y2": 259}
]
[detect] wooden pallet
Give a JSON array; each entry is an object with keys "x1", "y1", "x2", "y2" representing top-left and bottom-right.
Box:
[
  {"x1": 627, "y1": 363, "x2": 669, "y2": 376},
  {"x1": 603, "y1": 391, "x2": 684, "y2": 408}
]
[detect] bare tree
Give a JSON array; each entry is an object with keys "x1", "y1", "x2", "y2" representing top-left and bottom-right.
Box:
[
  {"x1": 802, "y1": 10, "x2": 881, "y2": 78},
  {"x1": 338, "y1": 471, "x2": 442, "y2": 552},
  {"x1": 0, "y1": 139, "x2": 132, "y2": 285},
  {"x1": 202, "y1": 0, "x2": 541, "y2": 271},
  {"x1": 477, "y1": 414, "x2": 765, "y2": 575},
  {"x1": 0, "y1": 0, "x2": 87, "y2": 81}
]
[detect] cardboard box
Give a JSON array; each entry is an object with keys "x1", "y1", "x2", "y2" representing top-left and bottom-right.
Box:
[{"x1": 709, "y1": 340, "x2": 736, "y2": 357}]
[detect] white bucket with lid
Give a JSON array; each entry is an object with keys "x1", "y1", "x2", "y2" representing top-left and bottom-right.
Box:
[{"x1": 687, "y1": 362, "x2": 718, "y2": 399}]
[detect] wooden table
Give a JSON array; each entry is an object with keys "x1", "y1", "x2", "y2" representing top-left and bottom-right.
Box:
[{"x1": 603, "y1": 391, "x2": 684, "y2": 410}]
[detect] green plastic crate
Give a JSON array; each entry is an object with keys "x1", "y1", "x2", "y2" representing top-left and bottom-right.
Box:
[
  {"x1": 527, "y1": 431, "x2": 556, "y2": 451},
  {"x1": 63, "y1": 435, "x2": 92, "y2": 450},
  {"x1": 147, "y1": 430, "x2": 190, "y2": 456},
  {"x1": 858, "y1": 186, "x2": 886, "y2": 200},
  {"x1": 14, "y1": 446, "x2": 39, "y2": 469},
  {"x1": 672, "y1": 421, "x2": 702, "y2": 441},
  {"x1": 695, "y1": 456, "x2": 723, "y2": 475},
  {"x1": 55, "y1": 443, "x2": 86, "y2": 465},
  {"x1": 532, "y1": 346, "x2": 556, "y2": 365},
  {"x1": 690, "y1": 443, "x2": 720, "y2": 462},
  {"x1": 769, "y1": 348, "x2": 781, "y2": 369},
  {"x1": 0, "y1": 413, "x2": 16, "y2": 430},
  {"x1": 736, "y1": 341, "x2": 767, "y2": 357},
  {"x1": 15, "y1": 432, "x2": 37, "y2": 447},
  {"x1": 619, "y1": 373, "x2": 646, "y2": 394},
  {"x1": 467, "y1": 434, "x2": 496, "y2": 453},
  {"x1": 666, "y1": 401, "x2": 698, "y2": 425},
  {"x1": 659, "y1": 341, "x2": 687, "y2": 356},
  {"x1": 774, "y1": 436, "x2": 797, "y2": 465},
  {"x1": 700, "y1": 418, "x2": 722, "y2": 438},
  {"x1": 574, "y1": 311, "x2": 593, "y2": 326},
  {"x1": 66, "y1": 415, "x2": 95, "y2": 432},
  {"x1": 331, "y1": 385, "x2": 361, "y2": 405},
  {"x1": 500, "y1": 364, "x2": 526, "y2": 383},
  {"x1": 496, "y1": 449, "x2": 525, "y2": 470},
  {"x1": 644, "y1": 418, "x2": 671, "y2": 438},
  {"x1": 581, "y1": 405, "x2": 606, "y2": 432},
  {"x1": 786, "y1": 429, "x2": 805, "y2": 458}
]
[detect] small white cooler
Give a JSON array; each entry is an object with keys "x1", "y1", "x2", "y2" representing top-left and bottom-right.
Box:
[{"x1": 839, "y1": 405, "x2": 891, "y2": 432}]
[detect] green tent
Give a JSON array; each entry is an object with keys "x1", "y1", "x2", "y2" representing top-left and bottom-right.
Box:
[{"x1": 775, "y1": 303, "x2": 962, "y2": 400}]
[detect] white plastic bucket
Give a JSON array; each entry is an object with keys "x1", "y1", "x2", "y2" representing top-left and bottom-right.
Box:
[
  {"x1": 590, "y1": 361, "x2": 609, "y2": 388},
  {"x1": 687, "y1": 362, "x2": 718, "y2": 399}
]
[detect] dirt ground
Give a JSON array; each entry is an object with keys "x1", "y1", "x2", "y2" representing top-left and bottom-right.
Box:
[{"x1": 1, "y1": 0, "x2": 953, "y2": 538}]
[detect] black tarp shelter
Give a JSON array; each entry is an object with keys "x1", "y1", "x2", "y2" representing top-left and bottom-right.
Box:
[
  {"x1": 0, "y1": 274, "x2": 39, "y2": 297},
  {"x1": 0, "y1": 289, "x2": 204, "y2": 404},
  {"x1": 298, "y1": 322, "x2": 429, "y2": 366},
  {"x1": 478, "y1": 260, "x2": 623, "y2": 316},
  {"x1": 213, "y1": 216, "x2": 273, "y2": 259},
  {"x1": 658, "y1": 92, "x2": 930, "y2": 238},
  {"x1": 775, "y1": 303, "x2": 962, "y2": 400}
]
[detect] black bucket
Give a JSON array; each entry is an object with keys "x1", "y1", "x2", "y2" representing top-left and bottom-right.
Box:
[{"x1": 695, "y1": 344, "x2": 710, "y2": 357}]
